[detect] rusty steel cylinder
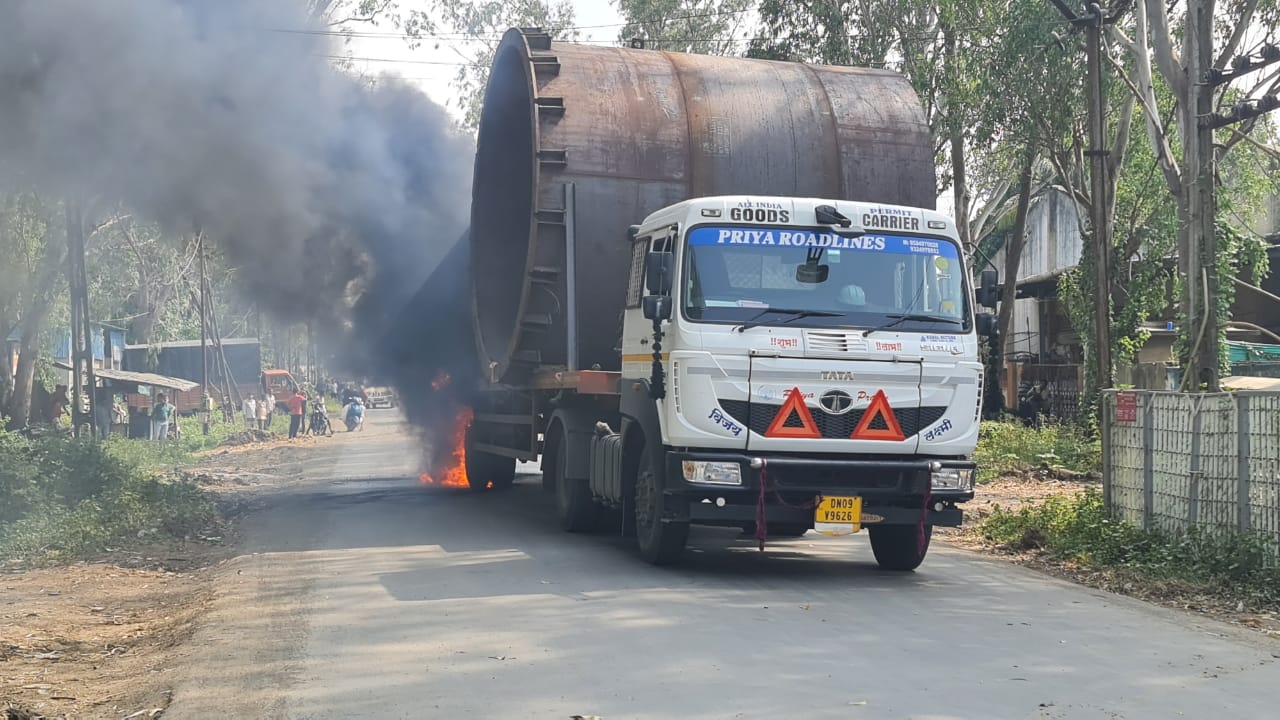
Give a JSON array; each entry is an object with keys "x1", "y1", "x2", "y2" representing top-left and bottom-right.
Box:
[{"x1": 469, "y1": 28, "x2": 935, "y2": 384}]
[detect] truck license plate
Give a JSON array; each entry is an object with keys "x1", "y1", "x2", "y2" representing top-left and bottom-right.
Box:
[{"x1": 814, "y1": 496, "x2": 862, "y2": 536}]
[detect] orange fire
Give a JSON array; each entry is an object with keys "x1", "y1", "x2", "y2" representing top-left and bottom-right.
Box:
[{"x1": 419, "y1": 406, "x2": 475, "y2": 489}]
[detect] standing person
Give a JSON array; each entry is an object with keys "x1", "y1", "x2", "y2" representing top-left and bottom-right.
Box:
[
  {"x1": 257, "y1": 393, "x2": 271, "y2": 431},
  {"x1": 94, "y1": 385, "x2": 113, "y2": 438},
  {"x1": 50, "y1": 384, "x2": 69, "y2": 428},
  {"x1": 287, "y1": 388, "x2": 305, "y2": 439},
  {"x1": 242, "y1": 394, "x2": 258, "y2": 430},
  {"x1": 151, "y1": 393, "x2": 175, "y2": 442}
]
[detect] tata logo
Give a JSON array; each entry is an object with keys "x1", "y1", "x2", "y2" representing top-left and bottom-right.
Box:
[
  {"x1": 820, "y1": 371, "x2": 854, "y2": 381},
  {"x1": 819, "y1": 390, "x2": 854, "y2": 415}
]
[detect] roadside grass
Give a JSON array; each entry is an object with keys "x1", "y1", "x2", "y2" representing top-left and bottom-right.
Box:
[
  {"x1": 980, "y1": 489, "x2": 1280, "y2": 610},
  {"x1": 974, "y1": 420, "x2": 1100, "y2": 482},
  {"x1": 0, "y1": 427, "x2": 222, "y2": 566}
]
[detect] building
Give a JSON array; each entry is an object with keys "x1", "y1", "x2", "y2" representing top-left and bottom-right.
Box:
[
  {"x1": 6, "y1": 322, "x2": 126, "y2": 383},
  {"x1": 989, "y1": 189, "x2": 1280, "y2": 416}
]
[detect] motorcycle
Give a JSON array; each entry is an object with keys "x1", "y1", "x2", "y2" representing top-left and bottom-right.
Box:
[{"x1": 309, "y1": 410, "x2": 333, "y2": 436}]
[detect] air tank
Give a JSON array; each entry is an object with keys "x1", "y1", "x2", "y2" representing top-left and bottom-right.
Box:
[{"x1": 470, "y1": 28, "x2": 935, "y2": 385}]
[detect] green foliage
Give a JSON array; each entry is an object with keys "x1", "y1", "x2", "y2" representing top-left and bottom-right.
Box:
[
  {"x1": 426, "y1": 0, "x2": 579, "y2": 130},
  {"x1": 615, "y1": 0, "x2": 752, "y2": 55},
  {"x1": 0, "y1": 428, "x2": 220, "y2": 564},
  {"x1": 974, "y1": 420, "x2": 1100, "y2": 482},
  {"x1": 981, "y1": 489, "x2": 1280, "y2": 606}
]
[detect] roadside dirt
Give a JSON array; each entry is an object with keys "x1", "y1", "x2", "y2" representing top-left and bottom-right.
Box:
[
  {"x1": 0, "y1": 433, "x2": 324, "y2": 720},
  {"x1": 947, "y1": 476, "x2": 1280, "y2": 642}
]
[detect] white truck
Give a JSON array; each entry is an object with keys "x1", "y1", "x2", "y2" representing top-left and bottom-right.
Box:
[{"x1": 465, "y1": 195, "x2": 999, "y2": 570}]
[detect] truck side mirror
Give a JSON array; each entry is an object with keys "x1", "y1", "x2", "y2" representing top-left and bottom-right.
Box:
[
  {"x1": 975, "y1": 313, "x2": 997, "y2": 338},
  {"x1": 643, "y1": 295, "x2": 672, "y2": 321},
  {"x1": 977, "y1": 269, "x2": 1000, "y2": 309},
  {"x1": 646, "y1": 251, "x2": 674, "y2": 295}
]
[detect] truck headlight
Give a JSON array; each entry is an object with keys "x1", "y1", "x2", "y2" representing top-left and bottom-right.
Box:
[
  {"x1": 682, "y1": 461, "x2": 743, "y2": 486},
  {"x1": 930, "y1": 467, "x2": 974, "y2": 491}
]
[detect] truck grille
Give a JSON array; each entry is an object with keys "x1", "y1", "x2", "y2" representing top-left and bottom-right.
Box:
[
  {"x1": 719, "y1": 399, "x2": 945, "y2": 440},
  {"x1": 804, "y1": 330, "x2": 868, "y2": 354}
]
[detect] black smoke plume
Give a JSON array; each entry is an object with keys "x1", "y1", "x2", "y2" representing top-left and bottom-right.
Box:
[{"x1": 0, "y1": 0, "x2": 478, "y2": 457}]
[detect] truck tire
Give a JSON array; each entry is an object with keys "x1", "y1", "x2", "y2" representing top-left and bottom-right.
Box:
[
  {"x1": 552, "y1": 431, "x2": 599, "y2": 532},
  {"x1": 634, "y1": 442, "x2": 688, "y2": 565},
  {"x1": 869, "y1": 524, "x2": 932, "y2": 571},
  {"x1": 464, "y1": 427, "x2": 516, "y2": 491}
]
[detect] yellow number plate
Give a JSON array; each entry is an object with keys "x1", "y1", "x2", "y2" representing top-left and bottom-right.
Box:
[{"x1": 814, "y1": 496, "x2": 863, "y2": 536}]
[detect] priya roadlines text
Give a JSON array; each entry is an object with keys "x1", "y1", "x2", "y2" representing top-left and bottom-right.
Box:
[{"x1": 710, "y1": 229, "x2": 886, "y2": 250}]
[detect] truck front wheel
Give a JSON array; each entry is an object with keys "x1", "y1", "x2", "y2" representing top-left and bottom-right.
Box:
[
  {"x1": 634, "y1": 443, "x2": 688, "y2": 565},
  {"x1": 868, "y1": 524, "x2": 932, "y2": 571}
]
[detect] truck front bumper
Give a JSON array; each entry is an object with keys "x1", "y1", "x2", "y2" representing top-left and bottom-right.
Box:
[{"x1": 663, "y1": 451, "x2": 975, "y2": 528}]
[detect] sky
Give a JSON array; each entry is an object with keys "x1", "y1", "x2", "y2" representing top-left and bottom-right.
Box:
[{"x1": 346, "y1": 0, "x2": 624, "y2": 118}]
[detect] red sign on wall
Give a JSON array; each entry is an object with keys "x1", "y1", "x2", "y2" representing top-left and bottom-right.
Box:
[{"x1": 1115, "y1": 392, "x2": 1138, "y2": 423}]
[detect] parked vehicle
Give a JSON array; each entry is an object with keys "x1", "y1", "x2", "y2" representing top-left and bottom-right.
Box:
[{"x1": 365, "y1": 386, "x2": 396, "y2": 409}]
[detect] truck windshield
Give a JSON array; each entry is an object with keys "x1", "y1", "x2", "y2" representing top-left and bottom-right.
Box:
[{"x1": 682, "y1": 225, "x2": 968, "y2": 332}]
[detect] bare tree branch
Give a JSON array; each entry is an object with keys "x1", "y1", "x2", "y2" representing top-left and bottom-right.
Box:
[
  {"x1": 1141, "y1": 0, "x2": 1185, "y2": 98},
  {"x1": 1214, "y1": 0, "x2": 1261, "y2": 71}
]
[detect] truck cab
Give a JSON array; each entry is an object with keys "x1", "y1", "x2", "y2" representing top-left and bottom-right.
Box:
[
  {"x1": 465, "y1": 195, "x2": 997, "y2": 571},
  {"x1": 610, "y1": 196, "x2": 991, "y2": 567}
]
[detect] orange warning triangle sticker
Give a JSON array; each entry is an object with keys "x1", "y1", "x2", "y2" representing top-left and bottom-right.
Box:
[
  {"x1": 850, "y1": 390, "x2": 905, "y2": 442},
  {"x1": 764, "y1": 387, "x2": 821, "y2": 439}
]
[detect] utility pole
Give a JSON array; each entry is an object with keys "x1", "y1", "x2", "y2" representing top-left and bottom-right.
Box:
[
  {"x1": 1083, "y1": 4, "x2": 1113, "y2": 392},
  {"x1": 1182, "y1": 0, "x2": 1218, "y2": 391},
  {"x1": 198, "y1": 232, "x2": 210, "y2": 435},
  {"x1": 1048, "y1": 0, "x2": 1122, "y2": 392},
  {"x1": 66, "y1": 203, "x2": 96, "y2": 438}
]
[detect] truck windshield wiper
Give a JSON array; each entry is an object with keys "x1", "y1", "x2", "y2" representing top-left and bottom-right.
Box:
[
  {"x1": 735, "y1": 308, "x2": 842, "y2": 332},
  {"x1": 862, "y1": 313, "x2": 964, "y2": 337}
]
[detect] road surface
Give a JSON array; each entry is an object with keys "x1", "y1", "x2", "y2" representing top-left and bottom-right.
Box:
[{"x1": 166, "y1": 411, "x2": 1277, "y2": 719}]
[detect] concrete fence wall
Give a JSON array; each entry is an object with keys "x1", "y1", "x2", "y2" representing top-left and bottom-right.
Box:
[{"x1": 1104, "y1": 390, "x2": 1280, "y2": 548}]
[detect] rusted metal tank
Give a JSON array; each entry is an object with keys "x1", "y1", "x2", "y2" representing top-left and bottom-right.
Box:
[{"x1": 470, "y1": 28, "x2": 935, "y2": 384}]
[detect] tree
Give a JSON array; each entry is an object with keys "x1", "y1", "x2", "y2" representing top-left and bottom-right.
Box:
[
  {"x1": 1106, "y1": 0, "x2": 1280, "y2": 378},
  {"x1": 422, "y1": 0, "x2": 579, "y2": 130},
  {"x1": 1, "y1": 195, "x2": 66, "y2": 428},
  {"x1": 614, "y1": 0, "x2": 753, "y2": 55}
]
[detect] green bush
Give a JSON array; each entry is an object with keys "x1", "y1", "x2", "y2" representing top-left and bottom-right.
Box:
[
  {"x1": 0, "y1": 427, "x2": 220, "y2": 565},
  {"x1": 981, "y1": 489, "x2": 1280, "y2": 606},
  {"x1": 974, "y1": 420, "x2": 1101, "y2": 482}
]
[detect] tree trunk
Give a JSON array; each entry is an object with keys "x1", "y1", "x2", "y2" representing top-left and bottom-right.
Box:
[
  {"x1": 998, "y1": 147, "x2": 1038, "y2": 362},
  {"x1": 6, "y1": 222, "x2": 65, "y2": 429},
  {"x1": 8, "y1": 302, "x2": 54, "y2": 428},
  {"x1": 942, "y1": 24, "x2": 972, "y2": 254},
  {"x1": 0, "y1": 323, "x2": 13, "y2": 414}
]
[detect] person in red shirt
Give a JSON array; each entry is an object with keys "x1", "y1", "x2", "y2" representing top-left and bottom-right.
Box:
[{"x1": 287, "y1": 389, "x2": 305, "y2": 439}]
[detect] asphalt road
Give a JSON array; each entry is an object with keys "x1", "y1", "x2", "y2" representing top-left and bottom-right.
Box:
[{"x1": 166, "y1": 411, "x2": 1278, "y2": 720}]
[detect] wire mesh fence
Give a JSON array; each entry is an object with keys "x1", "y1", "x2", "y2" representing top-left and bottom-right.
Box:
[{"x1": 1105, "y1": 390, "x2": 1280, "y2": 558}]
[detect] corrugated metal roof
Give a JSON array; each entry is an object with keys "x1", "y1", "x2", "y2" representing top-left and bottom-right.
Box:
[
  {"x1": 51, "y1": 362, "x2": 201, "y2": 392},
  {"x1": 124, "y1": 337, "x2": 259, "y2": 350}
]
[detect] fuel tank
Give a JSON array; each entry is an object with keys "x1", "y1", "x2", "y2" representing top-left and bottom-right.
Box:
[{"x1": 470, "y1": 28, "x2": 935, "y2": 384}]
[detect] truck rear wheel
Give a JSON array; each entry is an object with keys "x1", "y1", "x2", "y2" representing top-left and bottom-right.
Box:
[
  {"x1": 465, "y1": 426, "x2": 515, "y2": 491},
  {"x1": 552, "y1": 430, "x2": 599, "y2": 532},
  {"x1": 868, "y1": 524, "x2": 932, "y2": 571},
  {"x1": 634, "y1": 443, "x2": 688, "y2": 565}
]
